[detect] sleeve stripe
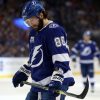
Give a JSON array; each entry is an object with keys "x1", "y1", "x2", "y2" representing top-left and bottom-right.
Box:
[
  {"x1": 72, "y1": 48, "x2": 78, "y2": 53},
  {"x1": 52, "y1": 53, "x2": 70, "y2": 63},
  {"x1": 94, "y1": 51, "x2": 100, "y2": 55},
  {"x1": 64, "y1": 70, "x2": 74, "y2": 78}
]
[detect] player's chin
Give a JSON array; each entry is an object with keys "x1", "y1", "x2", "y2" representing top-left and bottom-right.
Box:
[{"x1": 32, "y1": 26, "x2": 38, "y2": 30}]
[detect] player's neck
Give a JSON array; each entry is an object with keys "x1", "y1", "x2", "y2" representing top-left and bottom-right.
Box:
[
  {"x1": 38, "y1": 19, "x2": 52, "y2": 31},
  {"x1": 84, "y1": 40, "x2": 91, "y2": 43},
  {"x1": 43, "y1": 19, "x2": 51, "y2": 27}
]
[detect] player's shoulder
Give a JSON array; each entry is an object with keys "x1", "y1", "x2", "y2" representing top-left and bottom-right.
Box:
[
  {"x1": 74, "y1": 40, "x2": 83, "y2": 47},
  {"x1": 47, "y1": 21, "x2": 66, "y2": 35},
  {"x1": 43, "y1": 21, "x2": 67, "y2": 39},
  {"x1": 90, "y1": 40, "x2": 97, "y2": 45},
  {"x1": 48, "y1": 22, "x2": 60, "y2": 29},
  {"x1": 78, "y1": 40, "x2": 83, "y2": 44}
]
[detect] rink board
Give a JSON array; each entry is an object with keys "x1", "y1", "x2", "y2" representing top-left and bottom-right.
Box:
[{"x1": 0, "y1": 57, "x2": 100, "y2": 78}]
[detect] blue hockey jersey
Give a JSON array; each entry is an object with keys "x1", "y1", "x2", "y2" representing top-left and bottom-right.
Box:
[
  {"x1": 71, "y1": 40, "x2": 100, "y2": 64},
  {"x1": 28, "y1": 21, "x2": 74, "y2": 88}
]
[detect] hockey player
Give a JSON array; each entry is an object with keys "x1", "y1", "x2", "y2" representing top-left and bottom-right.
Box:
[
  {"x1": 12, "y1": 0, "x2": 75, "y2": 100},
  {"x1": 71, "y1": 30, "x2": 100, "y2": 92}
]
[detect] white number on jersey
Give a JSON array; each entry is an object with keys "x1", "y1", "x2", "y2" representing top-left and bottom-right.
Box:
[{"x1": 54, "y1": 36, "x2": 66, "y2": 47}]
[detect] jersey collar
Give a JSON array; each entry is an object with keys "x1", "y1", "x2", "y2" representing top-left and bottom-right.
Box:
[{"x1": 39, "y1": 20, "x2": 53, "y2": 32}]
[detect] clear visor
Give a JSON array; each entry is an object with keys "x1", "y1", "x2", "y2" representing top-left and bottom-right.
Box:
[{"x1": 23, "y1": 21, "x2": 30, "y2": 27}]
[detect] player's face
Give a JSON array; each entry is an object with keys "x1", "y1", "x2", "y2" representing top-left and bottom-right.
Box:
[
  {"x1": 25, "y1": 16, "x2": 39, "y2": 29},
  {"x1": 25, "y1": 14, "x2": 44, "y2": 31},
  {"x1": 83, "y1": 34, "x2": 91, "y2": 41}
]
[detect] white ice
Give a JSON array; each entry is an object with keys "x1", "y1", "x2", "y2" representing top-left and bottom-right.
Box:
[{"x1": 0, "y1": 75, "x2": 100, "y2": 100}]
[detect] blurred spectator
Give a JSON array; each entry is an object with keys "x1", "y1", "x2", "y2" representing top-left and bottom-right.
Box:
[{"x1": 0, "y1": 0, "x2": 100, "y2": 57}]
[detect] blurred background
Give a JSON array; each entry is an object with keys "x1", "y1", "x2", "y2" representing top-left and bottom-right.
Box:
[{"x1": 0, "y1": 0, "x2": 100, "y2": 100}]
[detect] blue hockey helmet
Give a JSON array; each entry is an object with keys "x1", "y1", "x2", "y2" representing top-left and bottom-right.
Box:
[
  {"x1": 22, "y1": 0, "x2": 45, "y2": 20},
  {"x1": 83, "y1": 30, "x2": 92, "y2": 36}
]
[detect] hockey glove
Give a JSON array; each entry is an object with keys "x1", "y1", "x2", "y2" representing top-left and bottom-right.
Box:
[
  {"x1": 12, "y1": 64, "x2": 31, "y2": 87},
  {"x1": 49, "y1": 68, "x2": 64, "y2": 97},
  {"x1": 72, "y1": 58, "x2": 76, "y2": 62}
]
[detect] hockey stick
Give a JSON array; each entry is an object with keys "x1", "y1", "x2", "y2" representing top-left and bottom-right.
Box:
[{"x1": 23, "y1": 78, "x2": 89, "y2": 99}]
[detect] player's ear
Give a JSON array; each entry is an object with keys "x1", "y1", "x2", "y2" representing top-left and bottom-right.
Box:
[{"x1": 39, "y1": 12, "x2": 44, "y2": 19}]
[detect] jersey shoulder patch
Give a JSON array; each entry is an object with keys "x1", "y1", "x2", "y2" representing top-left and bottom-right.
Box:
[
  {"x1": 49, "y1": 23, "x2": 59, "y2": 28},
  {"x1": 92, "y1": 41, "x2": 96, "y2": 45},
  {"x1": 78, "y1": 40, "x2": 83, "y2": 44}
]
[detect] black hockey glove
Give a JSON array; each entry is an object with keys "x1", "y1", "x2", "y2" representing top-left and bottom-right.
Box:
[
  {"x1": 49, "y1": 68, "x2": 64, "y2": 97},
  {"x1": 12, "y1": 64, "x2": 31, "y2": 87}
]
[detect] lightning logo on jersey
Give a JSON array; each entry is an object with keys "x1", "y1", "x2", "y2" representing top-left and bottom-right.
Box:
[
  {"x1": 81, "y1": 47, "x2": 92, "y2": 56},
  {"x1": 31, "y1": 45, "x2": 43, "y2": 68},
  {"x1": 71, "y1": 40, "x2": 100, "y2": 64}
]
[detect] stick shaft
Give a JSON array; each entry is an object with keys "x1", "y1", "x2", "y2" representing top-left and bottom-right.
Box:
[{"x1": 23, "y1": 78, "x2": 89, "y2": 99}]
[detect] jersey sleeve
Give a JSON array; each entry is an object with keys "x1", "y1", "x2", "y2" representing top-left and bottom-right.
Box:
[
  {"x1": 70, "y1": 40, "x2": 81, "y2": 58},
  {"x1": 45, "y1": 25, "x2": 70, "y2": 72},
  {"x1": 93, "y1": 42, "x2": 100, "y2": 58}
]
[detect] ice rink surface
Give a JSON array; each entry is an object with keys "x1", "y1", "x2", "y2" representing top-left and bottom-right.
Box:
[{"x1": 0, "y1": 75, "x2": 100, "y2": 100}]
